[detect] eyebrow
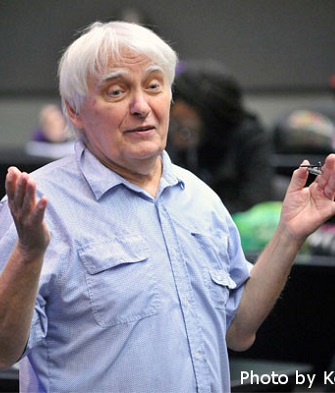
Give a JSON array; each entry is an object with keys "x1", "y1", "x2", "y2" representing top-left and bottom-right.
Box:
[{"x1": 99, "y1": 65, "x2": 165, "y2": 86}]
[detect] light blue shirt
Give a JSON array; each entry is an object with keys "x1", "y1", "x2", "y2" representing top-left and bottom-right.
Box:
[{"x1": 0, "y1": 140, "x2": 251, "y2": 393}]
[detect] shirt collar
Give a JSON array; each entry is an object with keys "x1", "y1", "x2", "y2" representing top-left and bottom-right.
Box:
[{"x1": 75, "y1": 139, "x2": 184, "y2": 200}]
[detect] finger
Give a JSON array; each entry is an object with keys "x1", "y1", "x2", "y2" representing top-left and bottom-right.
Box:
[
  {"x1": 13, "y1": 172, "x2": 30, "y2": 209},
  {"x1": 31, "y1": 196, "x2": 48, "y2": 225},
  {"x1": 20, "y1": 177, "x2": 37, "y2": 218},
  {"x1": 5, "y1": 166, "x2": 21, "y2": 200},
  {"x1": 286, "y1": 159, "x2": 310, "y2": 193},
  {"x1": 316, "y1": 154, "x2": 335, "y2": 199}
]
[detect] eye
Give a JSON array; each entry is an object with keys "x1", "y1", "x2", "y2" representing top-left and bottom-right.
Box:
[
  {"x1": 105, "y1": 84, "x2": 126, "y2": 99},
  {"x1": 146, "y1": 78, "x2": 164, "y2": 93},
  {"x1": 149, "y1": 81, "x2": 160, "y2": 89}
]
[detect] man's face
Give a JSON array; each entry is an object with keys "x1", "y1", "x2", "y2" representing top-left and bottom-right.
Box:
[{"x1": 70, "y1": 50, "x2": 171, "y2": 174}]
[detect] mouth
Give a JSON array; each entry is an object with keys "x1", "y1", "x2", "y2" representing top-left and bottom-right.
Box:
[{"x1": 125, "y1": 125, "x2": 155, "y2": 133}]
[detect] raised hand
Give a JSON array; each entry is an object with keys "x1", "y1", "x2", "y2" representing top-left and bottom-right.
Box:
[
  {"x1": 280, "y1": 154, "x2": 335, "y2": 242},
  {"x1": 5, "y1": 167, "x2": 50, "y2": 257}
]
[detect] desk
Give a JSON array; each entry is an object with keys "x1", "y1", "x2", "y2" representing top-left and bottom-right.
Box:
[
  {"x1": 232, "y1": 254, "x2": 335, "y2": 377},
  {"x1": 0, "y1": 148, "x2": 53, "y2": 198},
  {"x1": 0, "y1": 366, "x2": 19, "y2": 393},
  {"x1": 0, "y1": 145, "x2": 75, "y2": 199}
]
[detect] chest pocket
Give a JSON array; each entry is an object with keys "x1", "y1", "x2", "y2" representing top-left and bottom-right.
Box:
[
  {"x1": 191, "y1": 231, "x2": 237, "y2": 310},
  {"x1": 207, "y1": 268, "x2": 237, "y2": 309},
  {"x1": 78, "y1": 236, "x2": 160, "y2": 327}
]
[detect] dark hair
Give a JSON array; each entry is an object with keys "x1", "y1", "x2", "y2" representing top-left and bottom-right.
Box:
[
  {"x1": 172, "y1": 59, "x2": 250, "y2": 163},
  {"x1": 173, "y1": 60, "x2": 245, "y2": 131}
]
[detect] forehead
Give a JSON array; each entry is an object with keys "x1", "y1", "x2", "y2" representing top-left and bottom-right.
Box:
[{"x1": 99, "y1": 50, "x2": 164, "y2": 82}]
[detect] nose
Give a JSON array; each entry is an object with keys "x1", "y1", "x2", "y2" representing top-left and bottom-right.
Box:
[{"x1": 130, "y1": 91, "x2": 150, "y2": 118}]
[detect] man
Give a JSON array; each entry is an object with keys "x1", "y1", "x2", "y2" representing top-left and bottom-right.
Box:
[{"x1": 0, "y1": 21, "x2": 335, "y2": 393}]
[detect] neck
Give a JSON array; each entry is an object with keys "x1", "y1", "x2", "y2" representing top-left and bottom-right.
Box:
[{"x1": 104, "y1": 156, "x2": 163, "y2": 198}]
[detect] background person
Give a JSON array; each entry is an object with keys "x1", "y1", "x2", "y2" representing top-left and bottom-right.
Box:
[
  {"x1": 168, "y1": 59, "x2": 274, "y2": 213},
  {"x1": 26, "y1": 104, "x2": 75, "y2": 159},
  {"x1": 31, "y1": 104, "x2": 70, "y2": 143}
]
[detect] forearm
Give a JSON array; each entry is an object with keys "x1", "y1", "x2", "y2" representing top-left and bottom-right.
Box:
[
  {"x1": 227, "y1": 154, "x2": 335, "y2": 350},
  {"x1": 227, "y1": 224, "x2": 303, "y2": 351},
  {"x1": 0, "y1": 244, "x2": 44, "y2": 369}
]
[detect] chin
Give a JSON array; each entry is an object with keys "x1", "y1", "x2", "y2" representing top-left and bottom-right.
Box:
[{"x1": 129, "y1": 145, "x2": 164, "y2": 160}]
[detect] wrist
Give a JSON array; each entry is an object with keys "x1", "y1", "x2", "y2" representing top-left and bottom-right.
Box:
[
  {"x1": 274, "y1": 221, "x2": 306, "y2": 253},
  {"x1": 15, "y1": 240, "x2": 48, "y2": 265}
]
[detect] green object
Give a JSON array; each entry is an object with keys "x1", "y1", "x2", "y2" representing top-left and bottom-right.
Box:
[{"x1": 232, "y1": 202, "x2": 282, "y2": 252}]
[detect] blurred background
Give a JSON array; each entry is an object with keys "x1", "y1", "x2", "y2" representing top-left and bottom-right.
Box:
[{"x1": 0, "y1": 0, "x2": 335, "y2": 148}]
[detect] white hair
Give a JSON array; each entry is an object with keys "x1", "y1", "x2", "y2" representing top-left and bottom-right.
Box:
[{"x1": 58, "y1": 21, "x2": 178, "y2": 133}]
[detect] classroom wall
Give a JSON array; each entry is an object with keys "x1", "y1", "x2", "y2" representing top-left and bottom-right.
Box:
[{"x1": 1, "y1": 0, "x2": 335, "y2": 148}]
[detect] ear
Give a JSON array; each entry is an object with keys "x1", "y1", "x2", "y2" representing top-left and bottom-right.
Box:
[{"x1": 65, "y1": 101, "x2": 84, "y2": 129}]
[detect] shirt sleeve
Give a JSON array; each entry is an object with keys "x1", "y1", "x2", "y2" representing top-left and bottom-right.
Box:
[
  {"x1": 19, "y1": 293, "x2": 48, "y2": 359},
  {"x1": 225, "y1": 211, "x2": 253, "y2": 328}
]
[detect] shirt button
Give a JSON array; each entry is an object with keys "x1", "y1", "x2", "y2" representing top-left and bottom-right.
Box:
[{"x1": 194, "y1": 352, "x2": 202, "y2": 360}]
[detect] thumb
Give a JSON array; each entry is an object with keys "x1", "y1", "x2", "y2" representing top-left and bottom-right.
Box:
[{"x1": 286, "y1": 160, "x2": 310, "y2": 194}]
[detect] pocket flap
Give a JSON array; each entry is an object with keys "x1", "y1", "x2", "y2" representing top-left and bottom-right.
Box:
[
  {"x1": 78, "y1": 236, "x2": 149, "y2": 274},
  {"x1": 209, "y1": 269, "x2": 237, "y2": 289}
]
